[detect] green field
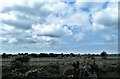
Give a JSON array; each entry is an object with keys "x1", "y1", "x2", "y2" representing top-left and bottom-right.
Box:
[{"x1": 2, "y1": 56, "x2": 119, "y2": 62}]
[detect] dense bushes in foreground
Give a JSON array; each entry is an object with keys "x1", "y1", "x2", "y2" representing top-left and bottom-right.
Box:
[{"x1": 2, "y1": 56, "x2": 119, "y2": 79}]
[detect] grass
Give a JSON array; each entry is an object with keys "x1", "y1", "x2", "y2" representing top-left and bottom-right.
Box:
[{"x1": 1, "y1": 56, "x2": 120, "y2": 66}]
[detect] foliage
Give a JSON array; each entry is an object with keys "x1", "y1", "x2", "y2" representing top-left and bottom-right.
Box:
[
  {"x1": 10, "y1": 55, "x2": 30, "y2": 72},
  {"x1": 25, "y1": 63, "x2": 61, "y2": 79},
  {"x1": 2, "y1": 55, "x2": 30, "y2": 79},
  {"x1": 101, "y1": 51, "x2": 107, "y2": 59},
  {"x1": 2, "y1": 53, "x2": 7, "y2": 59},
  {"x1": 2, "y1": 55, "x2": 119, "y2": 79}
]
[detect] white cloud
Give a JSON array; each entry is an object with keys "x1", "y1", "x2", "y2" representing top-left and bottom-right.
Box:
[
  {"x1": 0, "y1": 12, "x2": 16, "y2": 20},
  {"x1": 0, "y1": 0, "x2": 63, "y2": 11},
  {"x1": 8, "y1": 38, "x2": 17, "y2": 44},
  {"x1": 0, "y1": 0, "x2": 24, "y2": 11},
  {"x1": 50, "y1": 10, "x2": 92, "y2": 31},
  {"x1": 92, "y1": 2, "x2": 118, "y2": 31},
  {"x1": 32, "y1": 23, "x2": 72, "y2": 37},
  {"x1": 36, "y1": 36, "x2": 61, "y2": 46},
  {"x1": 73, "y1": 32, "x2": 85, "y2": 41},
  {"x1": 0, "y1": 24, "x2": 15, "y2": 32},
  {"x1": 92, "y1": 23, "x2": 106, "y2": 32},
  {"x1": 76, "y1": 0, "x2": 119, "y2": 2},
  {"x1": 0, "y1": 2, "x2": 52, "y2": 29},
  {"x1": 0, "y1": 1, "x2": 118, "y2": 53},
  {"x1": 102, "y1": 34, "x2": 118, "y2": 42}
]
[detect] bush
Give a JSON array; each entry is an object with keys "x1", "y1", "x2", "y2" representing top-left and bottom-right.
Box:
[
  {"x1": 101, "y1": 51, "x2": 107, "y2": 59},
  {"x1": 25, "y1": 63, "x2": 61, "y2": 78},
  {"x1": 2, "y1": 56, "x2": 30, "y2": 79},
  {"x1": 11, "y1": 55, "x2": 30, "y2": 73}
]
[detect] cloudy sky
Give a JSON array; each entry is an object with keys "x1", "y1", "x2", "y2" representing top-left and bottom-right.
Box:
[{"x1": 0, "y1": 0, "x2": 118, "y2": 54}]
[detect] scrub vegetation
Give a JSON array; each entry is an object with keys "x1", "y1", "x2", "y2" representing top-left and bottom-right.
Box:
[{"x1": 1, "y1": 52, "x2": 120, "y2": 79}]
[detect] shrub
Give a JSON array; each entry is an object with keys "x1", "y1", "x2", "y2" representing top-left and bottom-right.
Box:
[
  {"x1": 101, "y1": 51, "x2": 107, "y2": 59},
  {"x1": 2, "y1": 56, "x2": 31, "y2": 79},
  {"x1": 25, "y1": 63, "x2": 61, "y2": 78},
  {"x1": 11, "y1": 55, "x2": 30, "y2": 73}
]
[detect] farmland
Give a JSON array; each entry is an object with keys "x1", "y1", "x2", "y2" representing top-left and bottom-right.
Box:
[
  {"x1": 2, "y1": 56, "x2": 119, "y2": 65},
  {"x1": 1, "y1": 54, "x2": 120, "y2": 79}
]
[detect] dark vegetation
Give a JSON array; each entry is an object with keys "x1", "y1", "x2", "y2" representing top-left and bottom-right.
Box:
[{"x1": 1, "y1": 51, "x2": 120, "y2": 79}]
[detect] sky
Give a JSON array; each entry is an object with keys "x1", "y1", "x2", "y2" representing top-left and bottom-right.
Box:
[{"x1": 0, "y1": 0, "x2": 119, "y2": 54}]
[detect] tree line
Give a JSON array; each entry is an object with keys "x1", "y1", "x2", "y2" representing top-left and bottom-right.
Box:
[{"x1": 2, "y1": 51, "x2": 119, "y2": 59}]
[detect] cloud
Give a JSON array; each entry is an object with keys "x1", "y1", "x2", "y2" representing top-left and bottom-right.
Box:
[
  {"x1": 0, "y1": 23, "x2": 65, "y2": 47},
  {"x1": 36, "y1": 36, "x2": 61, "y2": 46},
  {"x1": 8, "y1": 38, "x2": 17, "y2": 44},
  {"x1": 73, "y1": 32, "x2": 85, "y2": 41},
  {"x1": 0, "y1": 2, "x2": 52, "y2": 29},
  {"x1": 92, "y1": 23, "x2": 106, "y2": 32},
  {"x1": 0, "y1": 24, "x2": 15, "y2": 33},
  {"x1": 90, "y1": 2, "x2": 118, "y2": 45},
  {"x1": 92, "y1": 2, "x2": 118, "y2": 31},
  {"x1": 102, "y1": 34, "x2": 118, "y2": 42},
  {"x1": 0, "y1": 0, "x2": 63, "y2": 11},
  {"x1": 0, "y1": 1, "x2": 118, "y2": 53},
  {"x1": 76, "y1": 0, "x2": 119, "y2": 2},
  {"x1": 0, "y1": 1, "x2": 73, "y2": 46},
  {"x1": 32, "y1": 23, "x2": 72, "y2": 37}
]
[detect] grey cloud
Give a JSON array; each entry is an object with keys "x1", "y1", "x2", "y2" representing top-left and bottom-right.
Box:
[
  {"x1": 37, "y1": 34, "x2": 61, "y2": 38},
  {"x1": 36, "y1": 36, "x2": 61, "y2": 46},
  {"x1": 95, "y1": 15, "x2": 118, "y2": 28},
  {"x1": 2, "y1": 29, "x2": 61, "y2": 46},
  {"x1": 92, "y1": 2, "x2": 118, "y2": 31},
  {"x1": 2, "y1": 3, "x2": 47, "y2": 16},
  {"x1": 1, "y1": 3, "x2": 52, "y2": 30},
  {"x1": 2, "y1": 20, "x2": 32, "y2": 29},
  {"x1": 2, "y1": 3, "x2": 51, "y2": 17},
  {"x1": 18, "y1": 37, "x2": 36, "y2": 44}
]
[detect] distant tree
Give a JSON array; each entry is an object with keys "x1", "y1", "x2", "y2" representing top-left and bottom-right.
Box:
[
  {"x1": 92, "y1": 54, "x2": 95, "y2": 56},
  {"x1": 30, "y1": 53, "x2": 38, "y2": 58},
  {"x1": 101, "y1": 51, "x2": 107, "y2": 59},
  {"x1": 77, "y1": 54, "x2": 81, "y2": 57},
  {"x1": 60, "y1": 53, "x2": 64, "y2": 57},
  {"x1": 88, "y1": 53, "x2": 91, "y2": 57},
  {"x1": 25, "y1": 53, "x2": 28, "y2": 55},
  {"x1": 2, "y1": 53, "x2": 7, "y2": 59},
  {"x1": 18, "y1": 53, "x2": 24, "y2": 55},
  {"x1": 65, "y1": 54, "x2": 70, "y2": 57},
  {"x1": 70, "y1": 53, "x2": 75, "y2": 57},
  {"x1": 49, "y1": 53, "x2": 55, "y2": 57}
]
